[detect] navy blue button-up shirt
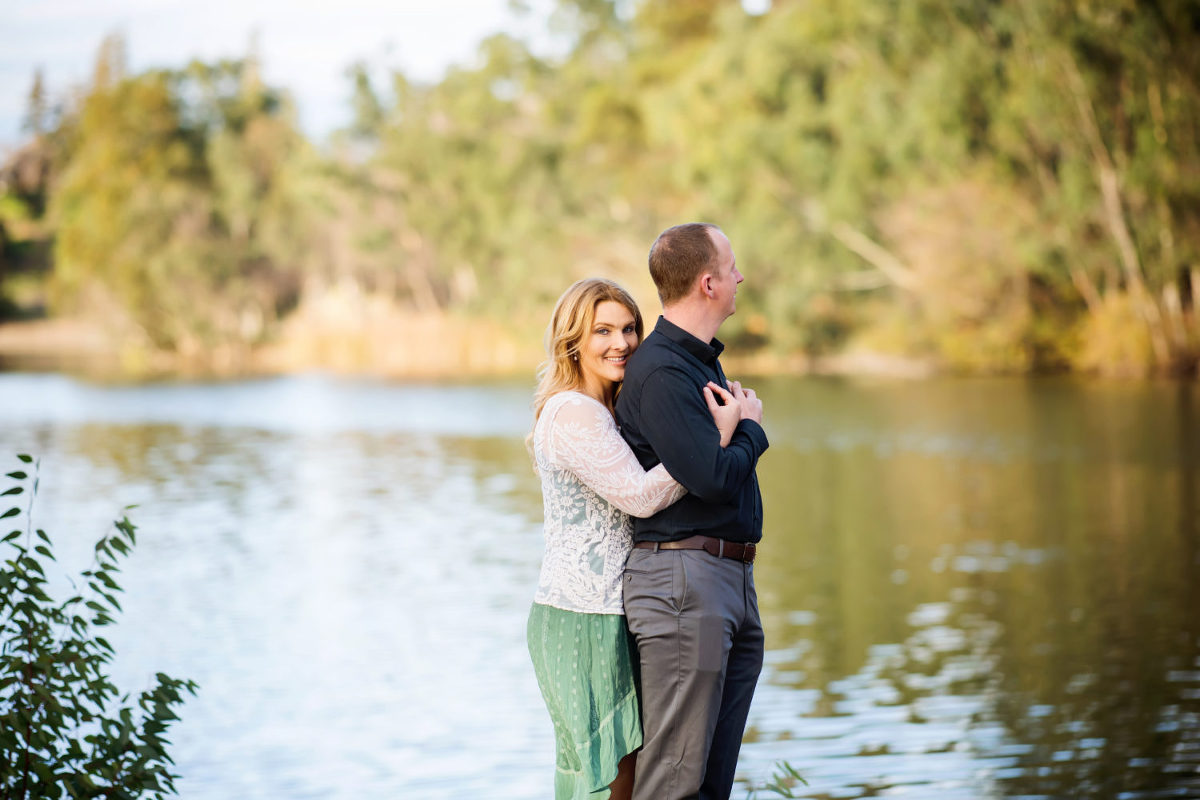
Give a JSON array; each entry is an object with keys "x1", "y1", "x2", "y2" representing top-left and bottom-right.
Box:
[{"x1": 615, "y1": 316, "x2": 769, "y2": 544}]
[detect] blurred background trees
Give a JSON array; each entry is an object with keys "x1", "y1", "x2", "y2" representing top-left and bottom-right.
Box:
[
  {"x1": 41, "y1": 36, "x2": 312, "y2": 370},
  {"x1": 0, "y1": 0, "x2": 1196, "y2": 377}
]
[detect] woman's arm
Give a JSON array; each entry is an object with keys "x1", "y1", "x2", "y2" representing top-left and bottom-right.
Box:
[{"x1": 545, "y1": 395, "x2": 687, "y2": 518}]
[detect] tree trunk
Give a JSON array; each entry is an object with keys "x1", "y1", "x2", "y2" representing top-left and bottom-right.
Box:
[{"x1": 1062, "y1": 51, "x2": 1172, "y2": 365}]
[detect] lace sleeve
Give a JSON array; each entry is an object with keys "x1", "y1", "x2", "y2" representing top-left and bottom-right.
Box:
[{"x1": 545, "y1": 394, "x2": 687, "y2": 518}]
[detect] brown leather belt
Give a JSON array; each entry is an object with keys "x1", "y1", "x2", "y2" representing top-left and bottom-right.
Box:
[{"x1": 633, "y1": 534, "x2": 757, "y2": 564}]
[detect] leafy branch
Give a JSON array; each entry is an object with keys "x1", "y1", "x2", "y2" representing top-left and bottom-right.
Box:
[
  {"x1": 0, "y1": 454, "x2": 198, "y2": 799},
  {"x1": 746, "y1": 760, "x2": 809, "y2": 799}
]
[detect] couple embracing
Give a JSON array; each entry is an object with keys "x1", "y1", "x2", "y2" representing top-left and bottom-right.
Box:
[{"x1": 527, "y1": 223, "x2": 770, "y2": 800}]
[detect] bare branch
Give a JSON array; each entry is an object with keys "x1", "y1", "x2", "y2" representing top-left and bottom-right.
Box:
[{"x1": 829, "y1": 222, "x2": 921, "y2": 293}]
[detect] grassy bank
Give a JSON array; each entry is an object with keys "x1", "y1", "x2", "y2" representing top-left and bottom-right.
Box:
[
  {"x1": 0, "y1": 308, "x2": 546, "y2": 380},
  {"x1": 0, "y1": 307, "x2": 943, "y2": 382}
]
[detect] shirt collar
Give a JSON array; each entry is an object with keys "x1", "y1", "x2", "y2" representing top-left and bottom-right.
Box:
[{"x1": 653, "y1": 316, "x2": 725, "y2": 364}]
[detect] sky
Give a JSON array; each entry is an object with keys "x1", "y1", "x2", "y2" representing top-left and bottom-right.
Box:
[{"x1": 0, "y1": 0, "x2": 554, "y2": 150}]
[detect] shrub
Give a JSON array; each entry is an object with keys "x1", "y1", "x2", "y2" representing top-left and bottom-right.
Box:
[{"x1": 1, "y1": 454, "x2": 197, "y2": 799}]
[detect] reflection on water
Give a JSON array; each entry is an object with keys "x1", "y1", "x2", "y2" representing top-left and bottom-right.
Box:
[{"x1": 1, "y1": 373, "x2": 1197, "y2": 799}]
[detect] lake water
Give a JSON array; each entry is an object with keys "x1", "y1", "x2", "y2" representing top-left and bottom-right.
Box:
[{"x1": 1, "y1": 371, "x2": 1197, "y2": 799}]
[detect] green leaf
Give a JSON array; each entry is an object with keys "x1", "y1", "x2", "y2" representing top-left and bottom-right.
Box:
[
  {"x1": 1, "y1": 507, "x2": 19, "y2": 519},
  {"x1": 3, "y1": 530, "x2": 19, "y2": 543},
  {"x1": 6, "y1": 471, "x2": 27, "y2": 479},
  {"x1": 17, "y1": 454, "x2": 32, "y2": 463},
  {"x1": 782, "y1": 763, "x2": 808, "y2": 784},
  {"x1": 36, "y1": 529, "x2": 51, "y2": 545},
  {"x1": 1, "y1": 487, "x2": 22, "y2": 496}
]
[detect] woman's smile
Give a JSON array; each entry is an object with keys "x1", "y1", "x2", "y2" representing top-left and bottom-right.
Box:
[{"x1": 578, "y1": 300, "x2": 640, "y2": 403}]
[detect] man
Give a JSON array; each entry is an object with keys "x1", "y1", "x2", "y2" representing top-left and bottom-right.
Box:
[{"x1": 616, "y1": 223, "x2": 768, "y2": 800}]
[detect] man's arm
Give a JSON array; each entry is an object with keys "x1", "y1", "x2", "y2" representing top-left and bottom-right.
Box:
[{"x1": 639, "y1": 367, "x2": 768, "y2": 503}]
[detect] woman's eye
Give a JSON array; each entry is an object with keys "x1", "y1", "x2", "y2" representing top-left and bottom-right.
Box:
[{"x1": 596, "y1": 328, "x2": 609, "y2": 335}]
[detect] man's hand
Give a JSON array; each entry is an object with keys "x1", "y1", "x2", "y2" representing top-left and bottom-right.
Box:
[
  {"x1": 703, "y1": 381, "x2": 741, "y2": 447},
  {"x1": 727, "y1": 380, "x2": 763, "y2": 425}
]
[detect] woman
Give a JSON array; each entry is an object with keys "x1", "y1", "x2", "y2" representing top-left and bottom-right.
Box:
[{"x1": 527, "y1": 278, "x2": 739, "y2": 800}]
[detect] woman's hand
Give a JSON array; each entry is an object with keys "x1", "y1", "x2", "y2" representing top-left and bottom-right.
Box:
[
  {"x1": 703, "y1": 381, "x2": 741, "y2": 448},
  {"x1": 726, "y1": 380, "x2": 763, "y2": 424}
]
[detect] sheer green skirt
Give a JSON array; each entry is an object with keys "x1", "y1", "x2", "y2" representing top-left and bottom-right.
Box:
[{"x1": 527, "y1": 603, "x2": 643, "y2": 800}]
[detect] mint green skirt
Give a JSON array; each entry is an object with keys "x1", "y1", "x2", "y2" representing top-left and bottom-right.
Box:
[{"x1": 527, "y1": 603, "x2": 643, "y2": 800}]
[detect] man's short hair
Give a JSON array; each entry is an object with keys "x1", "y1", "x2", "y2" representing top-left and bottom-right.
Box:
[{"x1": 648, "y1": 223, "x2": 720, "y2": 306}]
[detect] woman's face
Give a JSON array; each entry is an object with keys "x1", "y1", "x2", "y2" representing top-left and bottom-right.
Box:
[{"x1": 578, "y1": 300, "x2": 639, "y2": 394}]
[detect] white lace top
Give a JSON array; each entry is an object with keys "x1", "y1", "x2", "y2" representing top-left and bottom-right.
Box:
[{"x1": 533, "y1": 391, "x2": 686, "y2": 614}]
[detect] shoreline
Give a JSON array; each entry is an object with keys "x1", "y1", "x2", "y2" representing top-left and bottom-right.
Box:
[
  {"x1": 0, "y1": 315, "x2": 935, "y2": 381},
  {"x1": 2, "y1": 315, "x2": 1188, "y2": 383}
]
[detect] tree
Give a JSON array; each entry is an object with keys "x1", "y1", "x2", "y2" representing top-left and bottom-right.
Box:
[
  {"x1": 347, "y1": 62, "x2": 384, "y2": 138},
  {"x1": 48, "y1": 43, "x2": 312, "y2": 368},
  {"x1": 21, "y1": 70, "x2": 50, "y2": 138}
]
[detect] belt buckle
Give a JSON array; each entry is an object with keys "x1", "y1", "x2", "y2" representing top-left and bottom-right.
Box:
[{"x1": 743, "y1": 543, "x2": 756, "y2": 563}]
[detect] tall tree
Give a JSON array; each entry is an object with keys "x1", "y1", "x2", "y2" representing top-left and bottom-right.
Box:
[{"x1": 21, "y1": 69, "x2": 49, "y2": 137}]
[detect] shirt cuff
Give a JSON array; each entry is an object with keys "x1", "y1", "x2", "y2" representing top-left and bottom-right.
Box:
[{"x1": 735, "y1": 419, "x2": 769, "y2": 452}]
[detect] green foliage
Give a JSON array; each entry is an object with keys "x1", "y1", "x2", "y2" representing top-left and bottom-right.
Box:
[
  {"x1": 47, "y1": 39, "x2": 311, "y2": 366},
  {"x1": 745, "y1": 760, "x2": 809, "y2": 799},
  {"x1": 0, "y1": 455, "x2": 198, "y2": 798},
  {"x1": 5, "y1": 2, "x2": 1199, "y2": 375}
]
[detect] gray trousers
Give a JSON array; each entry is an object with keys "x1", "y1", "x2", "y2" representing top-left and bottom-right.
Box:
[{"x1": 623, "y1": 547, "x2": 764, "y2": 800}]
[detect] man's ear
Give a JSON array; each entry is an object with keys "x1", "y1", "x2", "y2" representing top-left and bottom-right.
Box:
[{"x1": 699, "y1": 273, "x2": 715, "y2": 299}]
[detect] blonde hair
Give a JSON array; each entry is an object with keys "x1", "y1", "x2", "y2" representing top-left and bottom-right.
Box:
[{"x1": 531, "y1": 278, "x2": 644, "y2": 426}]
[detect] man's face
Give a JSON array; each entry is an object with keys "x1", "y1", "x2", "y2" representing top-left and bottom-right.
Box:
[{"x1": 709, "y1": 229, "x2": 743, "y2": 320}]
